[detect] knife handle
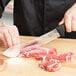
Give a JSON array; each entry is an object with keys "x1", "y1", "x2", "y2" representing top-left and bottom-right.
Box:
[{"x1": 56, "y1": 24, "x2": 65, "y2": 37}]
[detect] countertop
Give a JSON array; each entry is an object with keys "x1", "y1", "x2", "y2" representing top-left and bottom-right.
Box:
[{"x1": 0, "y1": 36, "x2": 76, "y2": 76}]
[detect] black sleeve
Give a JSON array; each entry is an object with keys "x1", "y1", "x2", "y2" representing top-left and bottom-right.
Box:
[{"x1": 0, "y1": 0, "x2": 10, "y2": 18}]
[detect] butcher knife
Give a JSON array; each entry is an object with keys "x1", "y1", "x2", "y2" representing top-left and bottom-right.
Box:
[{"x1": 2, "y1": 24, "x2": 65, "y2": 57}]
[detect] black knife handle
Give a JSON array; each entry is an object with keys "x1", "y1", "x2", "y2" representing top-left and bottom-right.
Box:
[{"x1": 56, "y1": 24, "x2": 65, "y2": 37}]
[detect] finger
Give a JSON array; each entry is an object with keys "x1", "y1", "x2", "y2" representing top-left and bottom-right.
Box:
[
  {"x1": 64, "y1": 15, "x2": 72, "y2": 32},
  {"x1": 11, "y1": 26, "x2": 20, "y2": 44},
  {"x1": 3, "y1": 29, "x2": 12, "y2": 47},
  {"x1": 0, "y1": 33, "x2": 8, "y2": 47},
  {"x1": 6, "y1": 25, "x2": 20, "y2": 46},
  {"x1": 71, "y1": 16, "x2": 76, "y2": 31},
  {"x1": 58, "y1": 18, "x2": 64, "y2": 25},
  {"x1": 9, "y1": 25, "x2": 20, "y2": 45}
]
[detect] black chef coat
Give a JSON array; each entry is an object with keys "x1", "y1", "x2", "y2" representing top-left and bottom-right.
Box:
[{"x1": 0, "y1": 0, "x2": 76, "y2": 38}]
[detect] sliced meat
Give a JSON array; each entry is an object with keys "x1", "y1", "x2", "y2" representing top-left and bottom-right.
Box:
[
  {"x1": 39, "y1": 59, "x2": 49, "y2": 69},
  {"x1": 39, "y1": 58, "x2": 62, "y2": 72},
  {"x1": 20, "y1": 46, "x2": 74, "y2": 72},
  {"x1": 58, "y1": 52, "x2": 74, "y2": 63},
  {"x1": 45, "y1": 55, "x2": 58, "y2": 61},
  {"x1": 22, "y1": 48, "x2": 57, "y2": 59},
  {"x1": 46, "y1": 59, "x2": 62, "y2": 72}
]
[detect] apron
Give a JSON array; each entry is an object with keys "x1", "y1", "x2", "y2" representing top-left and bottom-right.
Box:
[
  {"x1": 1, "y1": 0, "x2": 76, "y2": 38},
  {"x1": 14, "y1": 0, "x2": 76, "y2": 37}
]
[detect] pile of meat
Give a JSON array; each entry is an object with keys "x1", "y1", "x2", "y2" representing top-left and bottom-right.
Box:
[{"x1": 20, "y1": 47, "x2": 74, "y2": 72}]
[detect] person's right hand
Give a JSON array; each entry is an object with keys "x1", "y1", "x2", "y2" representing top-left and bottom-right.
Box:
[{"x1": 0, "y1": 25, "x2": 20, "y2": 48}]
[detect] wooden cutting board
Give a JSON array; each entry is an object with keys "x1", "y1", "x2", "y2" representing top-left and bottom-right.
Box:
[{"x1": 0, "y1": 36, "x2": 76, "y2": 76}]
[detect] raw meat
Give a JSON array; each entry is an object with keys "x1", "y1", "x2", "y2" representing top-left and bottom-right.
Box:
[
  {"x1": 39, "y1": 56, "x2": 49, "y2": 69},
  {"x1": 20, "y1": 46, "x2": 74, "y2": 72},
  {"x1": 58, "y1": 52, "x2": 74, "y2": 63},
  {"x1": 22, "y1": 48, "x2": 57, "y2": 59},
  {"x1": 39, "y1": 56, "x2": 62, "y2": 72},
  {"x1": 46, "y1": 59, "x2": 62, "y2": 72}
]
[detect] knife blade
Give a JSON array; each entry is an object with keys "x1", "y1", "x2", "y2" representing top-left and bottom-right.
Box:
[{"x1": 2, "y1": 24, "x2": 65, "y2": 57}]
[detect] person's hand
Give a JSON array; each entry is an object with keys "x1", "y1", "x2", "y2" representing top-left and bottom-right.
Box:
[
  {"x1": 59, "y1": 3, "x2": 76, "y2": 32},
  {"x1": 0, "y1": 25, "x2": 20, "y2": 48}
]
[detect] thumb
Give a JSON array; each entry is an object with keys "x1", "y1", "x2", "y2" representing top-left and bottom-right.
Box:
[{"x1": 59, "y1": 18, "x2": 65, "y2": 26}]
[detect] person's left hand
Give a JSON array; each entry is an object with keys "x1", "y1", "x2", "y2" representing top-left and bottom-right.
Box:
[
  {"x1": 59, "y1": 3, "x2": 76, "y2": 32},
  {"x1": 0, "y1": 25, "x2": 20, "y2": 48}
]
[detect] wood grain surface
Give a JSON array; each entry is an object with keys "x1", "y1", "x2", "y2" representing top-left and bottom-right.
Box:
[{"x1": 0, "y1": 36, "x2": 76, "y2": 76}]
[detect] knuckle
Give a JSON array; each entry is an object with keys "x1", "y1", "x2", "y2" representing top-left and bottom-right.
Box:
[
  {"x1": 12, "y1": 26, "x2": 17, "y2": 30},
  {"x1": 3, "y1": 28, "x2": 8, "y2": 33}
]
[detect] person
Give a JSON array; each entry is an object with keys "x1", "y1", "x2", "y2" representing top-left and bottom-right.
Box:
[
  {"x1": 0, "y1": 0, "x2": 76, "y2": 47},
  {"x1": 0, "y1": 24, "x2": 20, "y2": 47}
]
